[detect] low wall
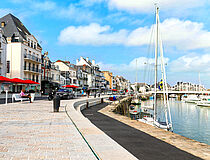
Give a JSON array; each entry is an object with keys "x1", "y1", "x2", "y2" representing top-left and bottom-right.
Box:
[
  {"x1": 74, "y1": 98, "x2": 103, "y2": 113},
  {"x1": 64, "y1": 96, "x2": 138, "y2": 160},
  {"x1": 113, "y1": 96, "x2": 132, "y2": 116}
]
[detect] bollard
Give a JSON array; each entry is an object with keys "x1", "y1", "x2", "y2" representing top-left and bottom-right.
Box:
[
  {"x1": 53, "y1": 95, "x2": 60, "y2": 112},
  {"x1": 101, "y1": 98, "x2": 103, "y2": 103},
  {"x1": 86, "y1": 99, "x2": 89, "y2": 109}
]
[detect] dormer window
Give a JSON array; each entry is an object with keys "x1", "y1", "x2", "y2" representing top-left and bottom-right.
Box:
[{"x1": 27, "y1": 39, "x2": 30, "y2": 46}]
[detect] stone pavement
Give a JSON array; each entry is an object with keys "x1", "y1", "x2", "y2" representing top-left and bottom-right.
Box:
[{"x1": 0, "y1": 99, "x2": 97, "y2": 160}]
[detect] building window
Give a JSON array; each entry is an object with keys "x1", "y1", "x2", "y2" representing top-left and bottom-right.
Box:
[
  {"x1": 0, "y1": 42, "x2": 1, "y2": 48},
  {"x1": 29, "y1": 63, "x2": 31, "y2": 70},
  {"x1": 32, "y1": 75, "x2": 35, "y2": 81},
  {"x1": 27, "y1": 39, "x2": 30, "y2": 46},
  {"x1": 31, "y1": 41, "x2": 33, "y2": 48},
  {"x1": 7, "y1": 61, "x2": 10, "y2": 73},
  {"x1": 36, "y1": 75, "x2": 38, "y2": 82},
  {"x1": 24, "y1": 61, "x2": 26, "y2": 70}
]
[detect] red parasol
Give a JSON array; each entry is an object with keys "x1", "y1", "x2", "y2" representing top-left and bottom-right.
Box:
[
  {"x1": 62, "y1": 85, "x2": 79, "y2": 88},
  {"x1": 112, "y1": 89, "x2": 117, "y2": 91}
]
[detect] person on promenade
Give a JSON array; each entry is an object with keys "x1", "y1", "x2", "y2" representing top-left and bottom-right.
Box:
[
  {"x1": 87, "y1": 88, "x2": 90, "y2": 98},
  {"x1": 81, "y1": 90, "x2": 84, "y2": 97},
  {"x1": 20, "y1": 89, "x2": 32, "y2": 103}
]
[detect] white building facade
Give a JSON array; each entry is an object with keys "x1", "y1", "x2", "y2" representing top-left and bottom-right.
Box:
[
  {"x1": 54, "y1": 60, "x2": 78, "y2": 86},
  {"x1": 0, "y1": 27, "x2": 7, "y2": 76},
  {"x1": 0, "y1": 14, "x2": 42, "y2": 85}
]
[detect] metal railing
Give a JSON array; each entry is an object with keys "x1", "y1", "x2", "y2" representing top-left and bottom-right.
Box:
[
  {"x1": 24, "y1": 66, "x2": 41, "y2": 73},
  {"x1": 24, "y1": 54, "x2": 41, "y2": 63},
  {"x1": 41, "y1": 76, "x2": 53, "y2": 81}
]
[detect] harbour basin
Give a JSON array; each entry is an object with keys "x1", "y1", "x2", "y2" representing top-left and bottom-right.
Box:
[{"x1": 141, "y1": 99, "x2": 210, "y2": 145}]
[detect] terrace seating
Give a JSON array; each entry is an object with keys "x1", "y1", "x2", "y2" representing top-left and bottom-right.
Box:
[{"x1": 12, "y1": 93, "x2": 35, "y2": 103}]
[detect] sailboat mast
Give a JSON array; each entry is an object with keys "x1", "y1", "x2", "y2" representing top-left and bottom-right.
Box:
[
  {"x1": 154, "y1": 6, "x2": 159, "y2": 121},
  {"x1": 136, "y1": 59, "x2": 138, "y2": 94}
]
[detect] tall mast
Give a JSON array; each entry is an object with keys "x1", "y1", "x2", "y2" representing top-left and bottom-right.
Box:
[
  {"x1": 154, "y1": 6, "x2": 159, "y2": 121},
  {"x1": 136, "y1": 59, "x2": 138, "y2": 94},
  {"x1": 198, "y1": 72, "x2": 201, "y2": 91}
]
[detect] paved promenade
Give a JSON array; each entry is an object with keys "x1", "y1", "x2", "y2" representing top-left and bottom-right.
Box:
[
  {"x1": 0, "y1": 97, "x2": 138, "y2": 160},
  {"x1": 0, "y1": 99, "x2": 97, "y2": 159}
]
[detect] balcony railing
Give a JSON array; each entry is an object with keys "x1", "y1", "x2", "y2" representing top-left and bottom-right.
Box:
[
  {"x1": 41, "y1": 76, "x2": 53, "y2": 81},
  {"x1": 24, "y1": 66, "x2": 41, "y2": 73},
  {"x1": 24, "y1": 54, "x2": 41, "y2": 63}
]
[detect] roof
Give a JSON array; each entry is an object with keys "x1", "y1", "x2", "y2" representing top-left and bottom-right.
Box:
[
  {"x1": 0, "y1": 13, "x2": 30, "y2": 41},
  {"x1": 0, "y1": 13, "x2": 42, "y2": 48},
  {"x1": 56, "y1": 60, "x2": 76, "y2": 70}
]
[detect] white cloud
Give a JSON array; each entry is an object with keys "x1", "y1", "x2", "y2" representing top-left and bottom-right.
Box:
[
  {"x1": 56, "y1": 4, "x2": 97, "y2": 22},
  {"x1": 58, "y1": 19, "x2": 210, "y2": 50},
  {"x1": 169, "y1": 53, "x2": 210, "y2": 73},
  {"x1": 98, "y1": 57, "x2": 169, "y2": 72},
  {"x1": 108, "y1": 0, "x2": 205, "y2": 13},
  {"x1": 33, "y1": 1, "x2": 56, "y2": 11},
  {"x1": 58, "y1": 23, "x2": 128, "y2": 45}
]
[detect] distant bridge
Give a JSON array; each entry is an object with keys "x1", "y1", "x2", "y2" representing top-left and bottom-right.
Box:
[
  {"x1": 144, "y1": 91, "x2": 210, "y2": 100},
  {"x1": 147, "y1": 91, "x2": 210, "y2": 94}
]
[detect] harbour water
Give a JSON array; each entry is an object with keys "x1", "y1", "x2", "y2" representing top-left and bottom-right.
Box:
[{"x1": 142, "y1": 99, "x2": 210, "y2": 145}]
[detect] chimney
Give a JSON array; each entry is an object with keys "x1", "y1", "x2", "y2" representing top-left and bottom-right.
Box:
[
  {"x1": 83, "y1": 64, "x2": 86, "y2": 71},
  {"x1": 7, "y1": 37, "x2": 11, "y2": 44},
  {"x1": 65, "y1": 61, "x2": 70, "y2": 65},
  {"x1": 1, "y1": 22, "x2": 5, "y2": 28},
  {"x1": 86, "y1": 57, "x2": 89, "y2": 62},
  {"x1": 92, "y1": 60, "x2": 95, "y2": 65},
  {"x1": 76, "y1": 59, "x2": 79, "y2": 65}
]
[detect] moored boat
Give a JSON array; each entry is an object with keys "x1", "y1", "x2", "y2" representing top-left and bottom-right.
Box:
[{"x1": 196, "y1": 96, "x2": 210, "y2": 107}]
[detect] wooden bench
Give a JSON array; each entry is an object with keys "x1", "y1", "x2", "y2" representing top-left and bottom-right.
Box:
[{"x1": 12, "y1": 93, "x2": 35, "y2": 103}]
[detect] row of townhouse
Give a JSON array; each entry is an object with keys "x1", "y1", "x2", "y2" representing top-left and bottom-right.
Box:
[
  {"x1": 131, "y1": 81, "x2": 206, "y2": 93},
  {"x1": 171, "y1": 82, "x2": 206, "y2": 91},
  {"x1": 0, "y1": 13, "x2": 131, "y2": 94}
]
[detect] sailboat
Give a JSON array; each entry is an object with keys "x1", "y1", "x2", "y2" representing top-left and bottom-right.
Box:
[{"x1": 139, "y1": 6, "x2": 173, "y2": 131}]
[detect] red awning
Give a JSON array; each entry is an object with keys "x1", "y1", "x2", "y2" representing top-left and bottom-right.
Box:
[
  {"x1": 0, "y1": 76, "x2": 12, "y2": 82},
  {"x1": 62, "y1": 85, "x2": 79, "y2": 88},
  {"x1": 112, "y1": 89, "x2": 117, "y2": 91},
  {"x1": 9, "y1": 78, "x2": 27, "y2": 84},
  {"x1": 24, "y1": 80, "x2": 40, "y2": 84}
]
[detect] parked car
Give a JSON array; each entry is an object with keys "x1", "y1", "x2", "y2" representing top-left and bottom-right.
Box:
[
  {"x1": 56, "y1": 89, "x2": 74, "y2": 99},
  {"x1": 107, "y1": 91, "x2": 113, "y2": 95}
]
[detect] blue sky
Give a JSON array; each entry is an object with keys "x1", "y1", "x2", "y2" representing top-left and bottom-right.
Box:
[{"x1": 1, "y1": 0, "x2": 210, "y2": 88}]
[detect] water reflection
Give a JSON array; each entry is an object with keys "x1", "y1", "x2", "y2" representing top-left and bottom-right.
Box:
[{"x1": 141, "y1": 99, "x2": 210, "y2": 145}]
